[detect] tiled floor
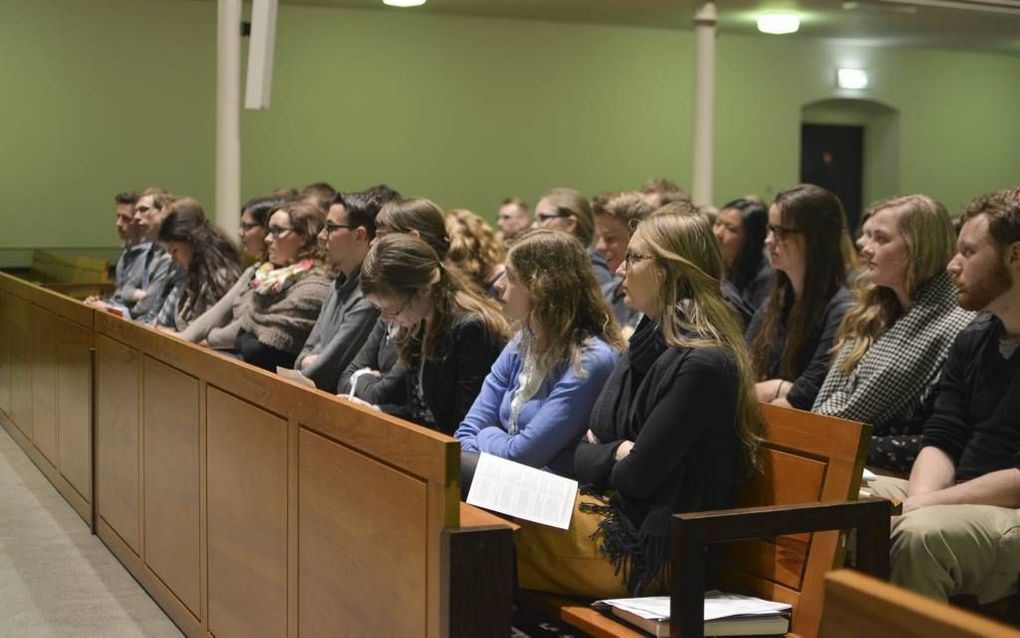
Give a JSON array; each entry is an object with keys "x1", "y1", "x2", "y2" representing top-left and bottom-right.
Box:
[{"x1": 0, "y1": 427, "x2": 181, "y2": 637}]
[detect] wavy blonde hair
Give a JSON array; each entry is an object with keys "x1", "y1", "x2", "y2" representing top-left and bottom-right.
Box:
[
  {"x1": 636, "y1": 212, "x2": 762, "y2": 473},
  {"x1": 833, "y1": 194, "x2": 956, "y2": 374},
  {"x1": 445, "y1": 209, "x2": 505, "y2": 289},
  {"x1": 506, "y1": 229, "x2": 624, "y2": 377}
]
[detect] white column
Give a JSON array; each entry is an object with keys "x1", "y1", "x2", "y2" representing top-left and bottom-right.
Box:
[
  {"x1": 216, "y1": 0, "x2": 242, "y2": 237},
  {"x1": 691, "y1": 1, "x2": 717, "y2": 207}
]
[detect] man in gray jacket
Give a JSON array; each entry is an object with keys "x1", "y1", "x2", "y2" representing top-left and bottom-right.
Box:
[{"x1": 295, "y1": 190, "x2": 386, "y2": 390}]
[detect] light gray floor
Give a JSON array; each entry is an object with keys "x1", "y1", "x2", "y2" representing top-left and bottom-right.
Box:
[{"x1": 0, "y1": 427, "x2": 182, "y2": 637}]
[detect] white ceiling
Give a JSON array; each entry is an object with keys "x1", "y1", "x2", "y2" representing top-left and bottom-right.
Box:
[{"x1": 277, "y1": 0, "x2": 1020, "y2": 56}]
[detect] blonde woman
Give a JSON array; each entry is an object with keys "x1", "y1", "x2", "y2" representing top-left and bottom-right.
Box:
[
  {"x1": 517, "y1": 213, "x2": 762, "y2": 598},
  {"x1": 813, "y1": 195, "x2": 976, "y2": 473},
  {"x1": 358, "y1": 234, "x2": 510, "y2": 434},
  {"x1": 455, "y1": 229, "x2": 622, "y2": 477},
  {"x1": 445, "y1": 208, "x2": 506, "y2": 298},
  {"x1": 534, "y1": 187, "x2": 614, "y2": 286}
]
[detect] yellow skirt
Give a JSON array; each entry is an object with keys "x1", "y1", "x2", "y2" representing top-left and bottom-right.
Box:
[{"x1": 516, "y1": 493, "x2": 635, "y2": 599}]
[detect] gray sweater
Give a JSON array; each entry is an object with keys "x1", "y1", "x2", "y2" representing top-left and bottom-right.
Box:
[
  {"x1": 180, "y1": 266, "x2": 256, "y2": 349},
  {"x1": 295, "y1": 266, "x2": 380, "y2": 391},
  {"x1": 237, "y1": 266, "x2": 331, "y2": 355}
]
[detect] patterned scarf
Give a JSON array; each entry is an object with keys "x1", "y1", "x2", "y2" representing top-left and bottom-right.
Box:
[{"x1": 251, "y1": 259, "x2": 316, "y2": 296}]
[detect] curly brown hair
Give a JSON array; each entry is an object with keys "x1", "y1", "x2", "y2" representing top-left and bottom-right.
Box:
[{"x1": 446, "y1": 209, "x2": 505, "y2": 290}]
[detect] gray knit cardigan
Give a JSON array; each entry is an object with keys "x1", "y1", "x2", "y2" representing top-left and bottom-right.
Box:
[{"x1": 237, "y1": 266, "x2": 331, "y2": 354}]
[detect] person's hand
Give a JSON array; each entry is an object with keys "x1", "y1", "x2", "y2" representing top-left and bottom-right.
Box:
[
  {"x1": 84, "y1": 295, "x2": 99, "y2": 305},
  {"x1": 346, "y1": 395, "x2": 380, "y2": 411},
  {"x1": 614, "y1": 440, "x2": 635, "y2": 461},
  {"x1": 131, "y1": 289, "x2": 146, "y2": 302},
  {"x1": 584, "y1": 429, "x2": 600, "y2": 444},
  {"x1": 300, "y1": 354, "x2": 319, "y2": 371}
]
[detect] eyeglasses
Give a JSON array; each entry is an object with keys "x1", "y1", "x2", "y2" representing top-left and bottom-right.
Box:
[
  {"x1": 324, "y1": 222, "x2": 356, "y2": 236},
  {"x1": 766, "y1": 224, "x2": 802, "y2": 241},
  {"x1": 239, "y1": 221, "x2": 262, "y2": 232},
  {"x1": 535, "y1": 209, "x2": 571, "y2": 224},
  {"x1": 623, "y1": 250, "x2": 653, "y2": 269},
  {"x1": 266, "y1": 226, "x2": 294, "y2": 239},
  {"x1": 375, "y1": 295, "x2": 412, "y2": 319}
]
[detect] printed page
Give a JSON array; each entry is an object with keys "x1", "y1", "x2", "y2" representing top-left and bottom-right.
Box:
[{"x1": 466, "y1": 453, "x2": 577, "y2": 529}]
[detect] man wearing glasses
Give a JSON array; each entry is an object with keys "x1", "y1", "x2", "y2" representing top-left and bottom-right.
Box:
[{"x1": 293, "y1": 190, "x2": 384, "y2": 390}]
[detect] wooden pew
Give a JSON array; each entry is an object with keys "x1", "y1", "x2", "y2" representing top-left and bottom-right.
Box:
[
  {"x1": 0, "y1": 271, "x2": 516, "y2": 638},
  {"x1": 820, "y1": 569, "x2": 1020, "y2": 638},
  {"x1": 531, "y1": 404, "x2": 889, "y2": 638},
  {"x1": 29, "y1": 249, "x2": 113, "y2": 299}
]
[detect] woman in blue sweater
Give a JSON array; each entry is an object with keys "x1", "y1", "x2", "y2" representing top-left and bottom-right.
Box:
[{"x1": 455, "y1": 229, "x2": 623, "y2": 477}]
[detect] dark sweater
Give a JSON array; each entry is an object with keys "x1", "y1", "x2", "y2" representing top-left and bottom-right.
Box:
[
  {"x1": 575, "y1": 317, "x2": 742, "y2": 593},
  {"x1": 337, "y1": 318, "x2": 406, "y2": 400},
  {"x1": 380, "y1": 314, "x2": 506, "y2": 435},
  {"x1": 922, "y1": 314, "x2": 1020, "y2": 482},
  {"x1": 745, "y1": 286, "x2": 852, "y2": 409}
]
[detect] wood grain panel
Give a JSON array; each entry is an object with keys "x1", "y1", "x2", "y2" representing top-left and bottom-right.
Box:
[
  {"x1": 206, "y1": 387, "x2": 288, "y2": 638},
  {"x1": 0, "y1": 292, "x2": 12, "y2": 415},
  {"x1": 298, "y1": 427, "x2": 428, "y2": 637},
  {"x1": 143, "y1": 357, "x2": 201, "y2": 618},
  {"x1": 96, "y1": 334, "x2": 141, "y2": 552},
  {"x1": 10, "y1": 295, "x2": 34, "y2": 439},
  {"x1": 57, "y1": 317, "x2": 92, "y2": 501},
  {"x1": 31, "y1": 307, "x2": 59, "y2": 464}
]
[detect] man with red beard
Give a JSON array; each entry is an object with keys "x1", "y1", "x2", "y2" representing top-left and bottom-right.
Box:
[{"x1": 870, "y1": 186, "x2": 1020, "y2": 605}]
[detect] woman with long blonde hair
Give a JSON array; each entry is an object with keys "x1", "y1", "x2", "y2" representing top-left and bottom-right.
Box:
[
  {"x1": 455, "y1": 229, "x2": 622, "y2": 477},
  {"x1": 516, "y1": 213, "x2": 762, "y2": 598},
  {"x1": 358, "y1": 234, "x2": 510, "y2": 434},
  {"x1": 813, "y1": 195, "x2": 975, "y2": 473}
]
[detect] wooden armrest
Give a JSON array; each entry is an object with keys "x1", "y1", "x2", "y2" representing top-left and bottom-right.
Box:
[
  {"x1": 859, "y1": 487, "x2": 903, "y2": 514},
  {"x1": 459, "y1": 502, "x2": 520, "y2": 532},
  {"x1": 669, "y1": 499, "x2": 891, "y2": 638}
]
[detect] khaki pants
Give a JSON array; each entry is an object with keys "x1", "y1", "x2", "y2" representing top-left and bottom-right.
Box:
[
  {"x1": 516, "y1": 493, "x2": 636, "y2": 599},
  {"x1": 870, "y1": 475, "x2": 1020, "y2": 604}
]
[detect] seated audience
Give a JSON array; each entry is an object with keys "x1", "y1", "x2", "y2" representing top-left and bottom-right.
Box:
[
  {"x1": 357, "y1": 234, "x2": 510, "y2": 434},
  {"x1": 534, "y1": 188, "x2": 614, "y2": 286},
  {"x1": 869, "y1": 186, "x2": 1020, "y2": 605},
  {"x1": 299, "y1": 181, "x2": 337, "y2": 213},
  {"x1": 294, "y1": 190, "x2": 386, "y2": 390},
  {"x1": 89, "y1": 191, "x2": 145, "y2": 311},
  {"x1": 496, "y1": 197, "x2": 531, "y2": 244},
  {"x1": 235, "y1": 202, "x2": 330, "y2": 371},
  {"x1": 813, "y1": 195, "x2": 976, "y2": 473},
  {"x1": 455, "y1": 229, "x2": 621, "y2": 477},
  {"x1": 178, "y1": 196, "x2": 283, "y2": 348},
  {"x1": 641, "y1": 177, "x2": 690, "y2": 209},
  {"x1": 445, "y1": 208, "x2": 506, "y2": 298},
  {"x1": 337, "y1": 196, "x2": 446, "y2": 401},
  {"x1": 516, "y1": 212, "x2": 762, "y2": 598},
  {"x1": 713, "y1": 197, "x2": 773, "y2": 311},
  {"x1": 153, "y1": 198, "x2": 242, "y2": 331},
  {"x1": 747, "y1": 184, "x2": 853, "y2": 409},
  {"x1": 593, "y1": 191, "x2": 654, "y2": 333}
]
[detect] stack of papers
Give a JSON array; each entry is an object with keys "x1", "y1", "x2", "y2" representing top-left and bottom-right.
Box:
[{"x1": 597, "y1": 591, "x2": 792, "y2": 637}]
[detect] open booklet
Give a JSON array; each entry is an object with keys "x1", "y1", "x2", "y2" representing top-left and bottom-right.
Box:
[
  {"x1": 465, "y1": 453, "x2": 578, "y2": 530},
  {"x1": 595, "y1": 591, "x2": 792, "y2": 637}
]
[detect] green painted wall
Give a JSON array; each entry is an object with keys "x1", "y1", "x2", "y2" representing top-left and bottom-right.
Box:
[{"x1": 3, "y1": 0, "x2": 1019, "y2": 257}]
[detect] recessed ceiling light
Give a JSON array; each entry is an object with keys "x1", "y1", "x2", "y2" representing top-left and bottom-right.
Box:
[
  {"x1": 757, "y1": 13, "x2": 800, "y2": 34},
  {"x1": 383, "y1": 0, "x2": 426, "y2": 6}
]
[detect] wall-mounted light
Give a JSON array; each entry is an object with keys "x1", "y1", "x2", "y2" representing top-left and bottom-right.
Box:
[
  {"x1": 757, "y1": 13, "x2": 800, "y2": 34},
  {"x1": 837, "y1": 68, "x2": 869, "y2": 89},
  {"x1": 383, "y1": 0, "x2": 426, "y2": 6}
]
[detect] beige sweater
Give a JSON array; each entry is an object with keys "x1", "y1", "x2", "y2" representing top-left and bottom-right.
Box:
[{"x1": 237, "y1": 266, "x2": 331, "y2": 354}]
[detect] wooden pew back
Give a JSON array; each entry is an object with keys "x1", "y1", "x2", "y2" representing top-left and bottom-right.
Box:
[{"x1": 821, "y1": 570, "x2": 1020, "y2": 638}]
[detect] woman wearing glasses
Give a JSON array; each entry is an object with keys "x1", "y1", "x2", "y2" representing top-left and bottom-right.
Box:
[
  {"x1": 455, "y1": 229, "x2": 622, "y2": 478},
  {"x1": 516, "y1": 213, "x2": 762, "y2": 598},
  {"x1": 175, "y1": 196, "x2": 285, "y2": 348},
  {"x1": 746, "y1": 184, "x2": 853, "y2": 408},
  {"x1": 534, "y1": 187, "x2": 614, "y2": 287},
  {"x1": 357, "y1": 233, "x2": 510, "y2": 435},
  {"x1": 713, "y1": 197, "x2": 773, "y2": 311},
  {"x1": 234, "y1": 201, "x2": 330, "y2": 371}
]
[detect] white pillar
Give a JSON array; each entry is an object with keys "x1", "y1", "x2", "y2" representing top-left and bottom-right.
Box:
[
  {"x1": 691, "y1": 1, "x2": 717, "y2": 207},
  {"x1": 216, "y1": 0, "x2": 242, "y2": 237}
]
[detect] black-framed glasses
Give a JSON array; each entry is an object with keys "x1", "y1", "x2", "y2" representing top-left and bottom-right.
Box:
[
  {"x1": 324, "y1": 222, "x2": 356, "y2": 235},
  {"x1": 535, "y1": 209, "x2": 571, "y2": 224},
  {"x1": 767, "y1": 224, "x2": 802, "y2": 241},
  {"x1": 239, "y1": 221, "x2": 262, "y2": 232},
  {"x1": 623, "y1": 250, "x2": 652, "y2": 269},
  {"x1": 266, "y1": 226, "x2": 294, "y2": 239}
]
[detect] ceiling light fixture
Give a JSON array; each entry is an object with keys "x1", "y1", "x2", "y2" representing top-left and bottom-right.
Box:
[
  {"x1": 756, "y1": 13, "x2": 801, "y2": 34},
  {"x1": 383, "y1": 0, "x2": 426, "y2": 7},
  {"x1": 837, "y1": 68, "x2": 869, "y2": 89}
]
